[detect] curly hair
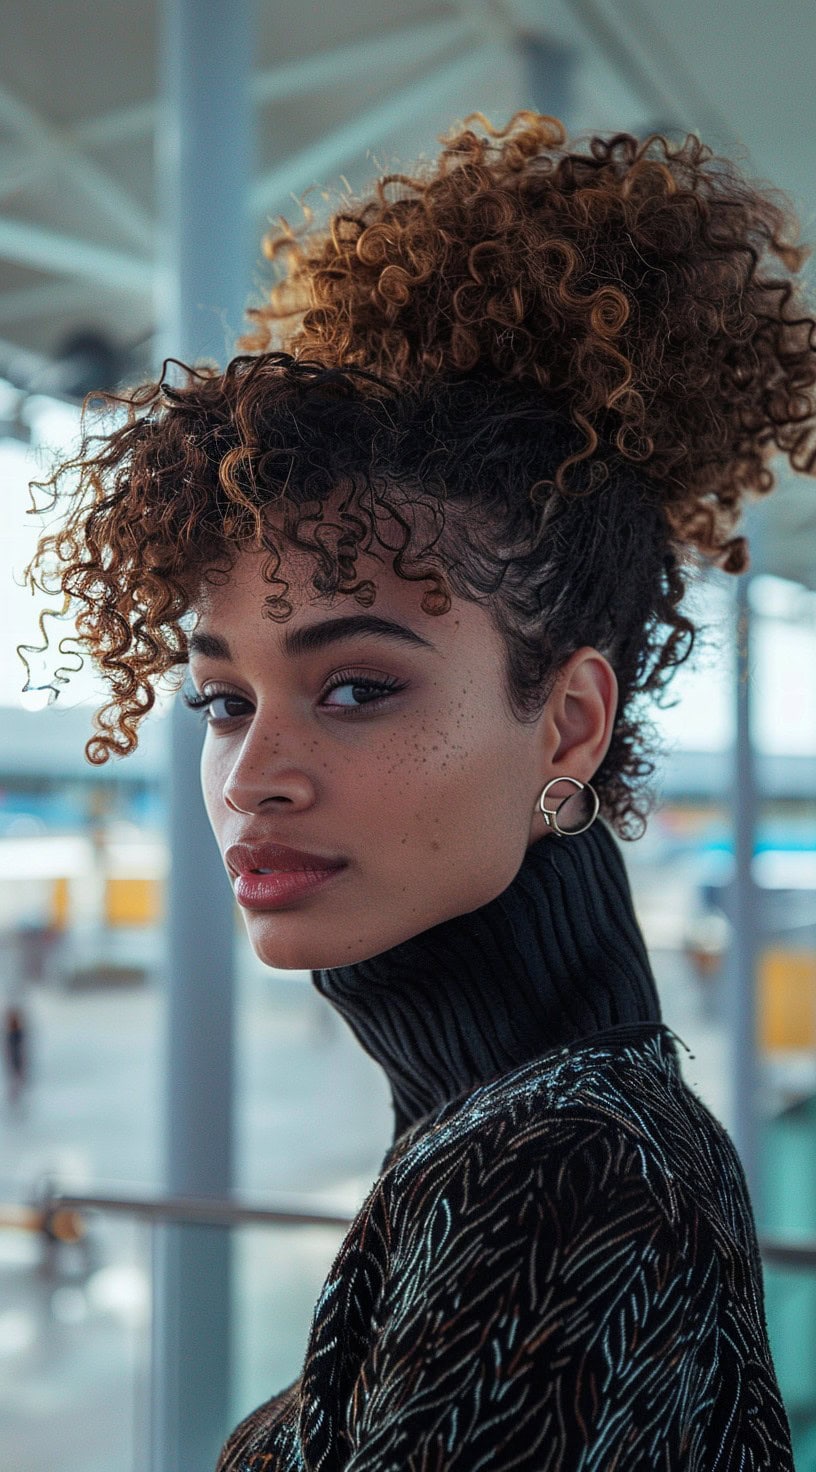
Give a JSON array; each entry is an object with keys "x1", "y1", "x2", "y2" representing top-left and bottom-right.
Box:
[{"x1": 18, "y1": 111, "x2": 816, "y2": 840}]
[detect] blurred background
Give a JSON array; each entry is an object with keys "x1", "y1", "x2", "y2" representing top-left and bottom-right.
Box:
[{"x1": 1, "y1": 1, "x2": 815, "y2": 1470}]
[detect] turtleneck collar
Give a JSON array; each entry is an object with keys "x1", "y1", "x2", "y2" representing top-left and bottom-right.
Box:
[{"x1": 311, "y1": 818, "x2": 663, "y2": 1144}]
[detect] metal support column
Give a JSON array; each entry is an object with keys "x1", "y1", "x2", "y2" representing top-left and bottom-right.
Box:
[
  {"x1": 517, "y1": 32, "x2": 578, "y2": 128},
  {"x1": 725, "y1": 504, "x2": 764, "y2": 1226},
  {"x1": 152, "y1": 2, "x2": 254, "y2": 1468}
]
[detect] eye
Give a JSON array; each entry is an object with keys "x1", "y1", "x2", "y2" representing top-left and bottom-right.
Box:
[
  {"x1": 319, "y1": 669, "x2": 406, "y2": 714},
  {"x1": 181, "y1": 686, "x2": 250, "y2": 724},
  {"x1": 180, "y1": 670, "x2": 406, "y2": 726}
]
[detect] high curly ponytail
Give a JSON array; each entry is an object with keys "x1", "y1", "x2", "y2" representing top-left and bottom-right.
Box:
[{"x1": 245, "y1": 111, "x2": 816, "y2": 574}]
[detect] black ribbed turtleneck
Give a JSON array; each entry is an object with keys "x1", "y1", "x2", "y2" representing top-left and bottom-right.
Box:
[{"x1": 311, "y1": 817, "x2": 663, "y2": 1143}]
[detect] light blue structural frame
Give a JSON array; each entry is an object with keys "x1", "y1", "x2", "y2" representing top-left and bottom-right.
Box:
[{"x1": 151, "y1": 1, "x2": 254, "y2": 1467}]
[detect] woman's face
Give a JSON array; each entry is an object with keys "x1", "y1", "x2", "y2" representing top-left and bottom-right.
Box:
[{"x1": 191, "y1": 539, "x2": 617, "y2": 970}]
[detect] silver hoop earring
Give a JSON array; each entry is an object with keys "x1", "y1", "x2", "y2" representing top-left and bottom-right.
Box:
[{"x1": 536, "y1": 776, "x2": 599, "y2": 837}]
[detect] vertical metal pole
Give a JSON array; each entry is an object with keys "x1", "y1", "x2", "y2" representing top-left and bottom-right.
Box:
[
  {"x1": 725, "y1": 506, "x2": 764, "y2": 1225},
  {"x1": 517, "y1": 33, "x2": 578, "y2": 128},
  {"x1": 152, "y1": 2, "x2": 253, "y2": 1469}
]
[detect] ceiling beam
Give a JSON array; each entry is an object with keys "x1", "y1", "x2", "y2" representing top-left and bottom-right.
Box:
[
  {"x1": 68, "y1": 98, "x2": 155, "y2": 151},
  {"x1": 0, "y1": 24, "x2": 488, "y2": 306},
  {"x1": 69, "y1": 15, "x2": 473, "y2": 148},
  {"x1": 0, "y1": 216, "x2": 150, "y2": 292},
  {"x1": 0, "y1": 280, "x2": 95, "y2": 326},
  {"x1": 253, "y1": 16, "x2": 472, "y2": 106},
  {"x1": 251, "y1": 46, "x2": 495, "y2": 217},
  {"x1": 0, "y1": 83, "x2": 155, "y2": 252}
]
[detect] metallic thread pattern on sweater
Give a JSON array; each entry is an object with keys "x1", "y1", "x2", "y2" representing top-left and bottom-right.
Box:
[{"x1": 216, "y1": 1024, "x2": 794, "y2": 1472}]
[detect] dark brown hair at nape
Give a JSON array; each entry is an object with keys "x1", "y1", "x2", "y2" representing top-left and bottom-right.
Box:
[
  {"x1": 20, "y1": 352, "x2": 698, "y2": 839},
  {"x1": 18, "y1": 111, "x2": 816, "y2": 841}
]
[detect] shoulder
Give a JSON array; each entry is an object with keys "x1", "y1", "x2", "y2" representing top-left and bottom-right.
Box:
[
  {"x1": 384, "y1": 1024, "x2": 757, "y2": 1253},
  {"x1": 382, "y1": 1027, "x2": 698, "y2": 1242},
  {"x1": 382, "y1": 1104, "x2": 693, "y2": 1316},
  {"x1": 367, "y1": 1094, "x2": 713, "y2": 1463},
  {"x1": 347, "y1": 1034, "x2": 789, "y2": 1468}
]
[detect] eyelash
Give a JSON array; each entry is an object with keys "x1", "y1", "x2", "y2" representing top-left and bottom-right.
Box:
[{"x1": 181, "y1": 669, "x2": 407, "y2": 725}]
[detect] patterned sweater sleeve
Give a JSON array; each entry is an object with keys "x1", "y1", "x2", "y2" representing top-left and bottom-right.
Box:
[{"x1": 342, "y1": 1126, "x2": 724, "y2": 1472}]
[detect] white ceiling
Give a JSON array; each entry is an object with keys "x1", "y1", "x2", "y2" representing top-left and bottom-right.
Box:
[{"x1": 1, "y1": 0, "x2": 814, "y2": 366}]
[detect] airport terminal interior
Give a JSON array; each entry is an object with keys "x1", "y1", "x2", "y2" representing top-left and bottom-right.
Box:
[{"x1": 1, "y1": 1, "x2": 816, "y2": 1469}]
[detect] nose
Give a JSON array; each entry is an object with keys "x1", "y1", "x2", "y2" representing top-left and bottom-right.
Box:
[
  {"x1": 224, "y1": 767, "x2": 317, "y2": 814},
  {"x1": 221, "y1": 723, "x2": 318, "y2": 815}
]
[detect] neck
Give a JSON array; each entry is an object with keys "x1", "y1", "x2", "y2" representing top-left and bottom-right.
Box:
[{"x1": 311, "y1": 819, "x2": 663, "y2": 1142}]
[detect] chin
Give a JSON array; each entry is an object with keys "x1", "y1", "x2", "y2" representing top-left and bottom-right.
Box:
[
  {"x1": 240, "y1": 875, "x2": 513, "y2": 972},
  {"x1": 244, "y1": 919, "x2": 370, "y2": 972},
  {"x1": 244, "y1": 911, "x2": 426, "y2": 972},
  {"x1": 249, "y1": 933, "x2": 325, "y2": 972}
]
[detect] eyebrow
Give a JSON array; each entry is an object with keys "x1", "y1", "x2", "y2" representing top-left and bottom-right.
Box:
[{"x1": 187, "y1": 613, "x2": 437, "y2": 663}]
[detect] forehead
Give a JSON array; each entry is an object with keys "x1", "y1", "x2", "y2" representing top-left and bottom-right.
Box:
[
  {"x1": 190, "y1": 540, "x2": 432, "y2": 624},
  {"x1": 193, "y1": 489, "x2": 450, "y2": 618},
  {"x1": 184, "y1": 530, "x2": 511, "y2": 695},
  {"x1": 186, "y1": 560, "x2": 485, "y2": 687},
  {"x1": 183, "y1": 492, "x2": 513, "y2": 671}
]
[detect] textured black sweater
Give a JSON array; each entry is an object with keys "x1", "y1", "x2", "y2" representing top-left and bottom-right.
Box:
[{"x1": 218, "y1": 819, "x2": 794, "y2": 1470}]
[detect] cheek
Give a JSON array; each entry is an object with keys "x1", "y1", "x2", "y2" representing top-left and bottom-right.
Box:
[
  {"x1": 373, "y1": 686, "x2": 536, "y2": 838},
  {"x1": 359, "y1": 700, "x2": 538, "y2": 927}
]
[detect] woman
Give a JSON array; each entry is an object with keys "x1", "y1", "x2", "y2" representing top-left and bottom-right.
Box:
[{"x1": 20, "y1": 114, "x2": 813, "y2": 1468}]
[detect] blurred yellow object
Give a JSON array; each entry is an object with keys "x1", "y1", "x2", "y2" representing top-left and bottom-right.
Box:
[
  {"x1": 105, "y1": 876, "x2": 163, "y2": 926},
  {"x1": 759, "y1": 948, "x2": 816, "y2": 1050},
  {"x1": 50, "y1": 875, "x2": 70, "y2": 930}
]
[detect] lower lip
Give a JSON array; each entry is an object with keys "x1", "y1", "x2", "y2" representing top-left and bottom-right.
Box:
[{"x1": 233, "y1": 865, "x2": 345, "y2": 909}]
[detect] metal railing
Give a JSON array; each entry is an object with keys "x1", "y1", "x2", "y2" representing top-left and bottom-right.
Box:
[
  {"x1": 53, "y1": 1190, "x2": 816, "y2": 1269},
  {"x1": 7, "y1": 1186, "x2": 809, "y2": 1472},
  {"x1": 54, "y1": 1189, "x2": 353, "y2": 1230}
]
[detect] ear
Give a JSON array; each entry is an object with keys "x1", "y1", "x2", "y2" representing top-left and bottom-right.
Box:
[{"x1": 529, "y1": 647, "x2": 618, "y2": 841}]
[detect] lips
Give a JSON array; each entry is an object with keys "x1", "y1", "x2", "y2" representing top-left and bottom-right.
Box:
[{"x1": 225, "y1": 840, "x2": 347, "y2": 877}]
